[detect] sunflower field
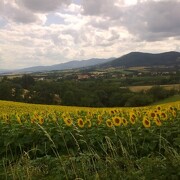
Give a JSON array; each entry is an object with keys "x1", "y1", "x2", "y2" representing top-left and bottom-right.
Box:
[{"x1": 0, "y1": 100, "x2": 180, "y2": 179}]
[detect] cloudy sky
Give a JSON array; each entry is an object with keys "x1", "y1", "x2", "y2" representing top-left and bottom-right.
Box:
[{"x1": 0, "y1": 0, "x2": 180, "y2": 69}]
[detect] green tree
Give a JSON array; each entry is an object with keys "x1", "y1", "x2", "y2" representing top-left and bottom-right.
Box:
[
  {"x1": 62, "y1": 91, "x2": 75, "y2": 106},
  {"x1": 125, "y1": 94, "x2": 153, "y2": 107},
  {"x1": 12, "y1": 84, "x2": 23, "y2": 101},
  {"x1": 21, "y1": 74, "x2": 35, "y2": 89},
  {"x1": 0, "y1": 82, "x2": 12, "y2": 100},
  {"x1": 109, "y1": 92, "x2": 133, "y2": 107},
  {"x1": 95, "y1": 90, "x2": 108, "y2": 106},
  {"x1": 147, "y1": 86, "x2": 170, "y2": 101}
]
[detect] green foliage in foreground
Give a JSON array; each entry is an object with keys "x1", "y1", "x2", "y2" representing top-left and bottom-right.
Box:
[{"x1": 0, "y1": 113, "x2": 180, "y2": 180}]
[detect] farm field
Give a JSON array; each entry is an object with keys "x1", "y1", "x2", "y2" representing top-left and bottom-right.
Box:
[
  {"x1": 0, "y1": 100, "x2": 180, "y2": 179},
  {"x1": 128, "y1": 84, "x2": 180, "y2": 92}
]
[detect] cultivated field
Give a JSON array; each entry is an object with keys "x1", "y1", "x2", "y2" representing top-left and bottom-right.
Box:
[
  {"x1": 0, "y1": 100, "x2": 180, "y2": 179},
  {"x1": 128, "y1": 84, "x2": 180, "y2": 92}
]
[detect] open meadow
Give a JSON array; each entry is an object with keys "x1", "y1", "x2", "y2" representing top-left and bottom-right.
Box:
[{"x1": 0, "y1": 100, "x2": 180, "y2": 179}]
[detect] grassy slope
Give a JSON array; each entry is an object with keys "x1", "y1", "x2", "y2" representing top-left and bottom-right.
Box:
[{"x1": 152, "y1": 95, "x2": 180, "y2": 105}]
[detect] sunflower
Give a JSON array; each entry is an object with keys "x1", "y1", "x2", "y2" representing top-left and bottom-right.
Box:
[
  {"x1": 169, "y1": 106, "x2": 173, "y2": 112},
  {"x1": 85, "y1": 119, "x2": 92, "y2": 128},
  {"x1": 160, "y1": 112, "x2": 167, "y2": 120},
  {"x1": 4, "y1": 115, "x2": 10, "y2": 124},
  {"x1": 31, "y1": 118, "x2": 36, "y2": 124},
  {"x1": 156, "y1": 106, "x2": 161, "y2": 111},
  {"x1": 172, "y1": 110, "x2": 177, "y2": 118},
  {"x1": 64, "y1": 117, "x2": 73, "y2": 126},
  {"x1": 77, "y1": 118, "x2": 84, "y2": 128},
  {"x1": 137, "y1": 111, "x2": 141, "y2": 117},
  {"x1": 154, "y1": 117, "x2": 162, "y2": 126},
  {"x1": 122, "y1": 118, "x2": 128, "y2": 126},
  {"x1": 87, "y1": 111, "x2": 92, "y2": 118},
  {"x1": 61, "y1": 112, "x2": 67, "y2": 119},
  {"x1": 149, "y1": 111, "x2": 156, "y2": 119},
  {"x1": 38, "y1": 116, "x2": 44, "y2": 125},
  {"x1": 97, "y1": 115, "x2": 103, "y2": 125},
  {"x1": 106, "y1": 119, "x2": 113, "y2": 128},
  {"x1": 130, "y1": 113, "x2": 136, "y2": 124},
  {"x1": 143, "y1": 117, "x2": 150, "y2": 128},
  {"x1": 112, "y1": 116, "x2": 122, "y2": 126},
  {"x1": 16, "y1": 115, "x2": 22, "y2": 124}
]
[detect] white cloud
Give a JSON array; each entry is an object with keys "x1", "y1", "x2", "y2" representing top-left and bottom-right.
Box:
[
  {"x1": 15, "y1": 0, "x2": 71, "y2": 13},
  {"x1": 0, "y1": 0, "x2": 47, "y2": 24},
  {"x1": 0, "y1": 0, "x2": 179, "y2": 69},
  {"x1": 121, "y1": 0, "x2": 180, "y2": 41}
]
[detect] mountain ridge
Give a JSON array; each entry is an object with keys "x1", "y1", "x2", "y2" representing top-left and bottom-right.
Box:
[
  {"x1": 98, "y1": 51, "x2": 180, "y2": 68},
  {"x1": 1, "y1": 51, "x2": 180, "y2": 74},
  {"x1": 0, "y1": 57, "x2": 115, "y2": 74}
]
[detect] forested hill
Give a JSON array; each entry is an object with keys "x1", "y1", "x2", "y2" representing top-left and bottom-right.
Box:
[
  {"x1": 98, "y1": 51, "x2": 180, "y2": 68},
  {"x1": 1, "y1": 51, "x2": 180, "y2": 74}
]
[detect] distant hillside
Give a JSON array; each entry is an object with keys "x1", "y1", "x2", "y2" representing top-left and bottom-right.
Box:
[
  {"x1": 0, "y1": 69, "x2": 9, "y2": 73},
  {"x1": 1, "y1": 58, "x2": 115, "y2": 74},
  {"x1": 99, "y1": 51, "x2": 180, "y2": 68},
  {"x1": 1, "y1": 51, "x2": 180, "y2": 74},
  {"x1": 49, "y1": 58, "x2": 115, "y2": 71}
]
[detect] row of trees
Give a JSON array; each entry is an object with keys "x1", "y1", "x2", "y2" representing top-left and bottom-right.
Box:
[{"x1": 0, "y1": 75, "x2": 178, "y2": 107}]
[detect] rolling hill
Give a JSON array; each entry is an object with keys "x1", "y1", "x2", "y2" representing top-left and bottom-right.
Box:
[
  {"x1": 0, "y1": 58, "x2": 115, "y2": 74},
  {"x1": 1, "y1": 51, "x2": 180, "y2": 74},
  {"x1": 98, "y1": 51, "x2": 180, "y2": 68}
]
